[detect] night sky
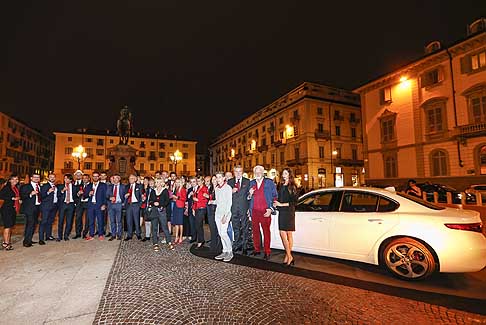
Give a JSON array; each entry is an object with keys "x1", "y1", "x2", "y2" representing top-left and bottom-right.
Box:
[{"x1": 1, "y1": 1, "x2": 483, "y2": 151}]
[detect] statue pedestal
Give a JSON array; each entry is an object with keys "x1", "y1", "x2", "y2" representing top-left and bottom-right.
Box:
[{"x1": 107, "y1": 145, "x2": 137, "y2": 181}]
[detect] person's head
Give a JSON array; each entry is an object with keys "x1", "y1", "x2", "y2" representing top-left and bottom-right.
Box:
[
  {"x1": 92, "y1": 172, "x2": 100, "y2": 183},
  {"x1": 211, "y1": 175, "x2": 217, "y2": 187},
  {"x1": 74, "y1": 170, "x2": 83, "y2": 180},
  {"x1": 8, "y1": 174, "x2": 19, "y2": 187},
  {"x1": 112, "y1": 174, "x2": 121, "y2": 184},
  {"x1": 174, "y1": 178, "x2": 182, "y2": 189},
  {"x1": 155, "y1": 178, "x2": 165, "y2": 189},
  {"x1": 225, "y1": 171, "x2": 233, "y2": 180},
  {"x1": 190, "y1": 177, "x2": 197, "y2": 187},
  {"x1": 100, "y1": 172, "x2": 107, "y2": 181},
  {"x1": 204, "y1": 176, "x2": 212, "y2": 187},
  {"x1": 128, "y1": 174, "x2": 137, "y2": 184},
  {"x1": 143, "y1": 176, "x2": 151, "y2": 187},
  {"x1": 253, "y1": 165, "x2": 265, "y2": 180},
  {"x1": 48, "y1": 172, "x2": 56, "y2": 183},
  {"x1": 281, "y1": 168, "x2": 293, "y2": 183},
  {"x1": 148, "y1": 178, "x2": 155, "y2": 188},
  {"x1": 109, "y1": 175, "x2": 115, "y2": 184},
  {"x1": 196, "y1": 176, "x2": 204, "y2": 187},
  {"x1": 31, "y1": 172, "x2": 41, "y2": 184},
  {"x1": 155, "y1": 171, "x2": 161, "y2": 179},
  {"x1": 161, "y1": 171, "x2": 169, "y2": 180},
  {"x1": 170, "y1": 171, "x2": 177, "y2": 181},
  {"x1": 180, "y1": 175, "x2": 186, "y2": 186},
  {"x1": 408, "y1": 179, "x2": 417, "y2": 186},
  {"x1": 82, "y1": 174, "x2": 90, "y2": 183},
  {"x1": 64, "y1": 173, "x2": 73, "y2": 184},
  {"x1": 215, "y1": 171, "x2": 225, "y2": 186},
  {"x1": 233, "y1": 165, "x2": 243, "y2": 179}
]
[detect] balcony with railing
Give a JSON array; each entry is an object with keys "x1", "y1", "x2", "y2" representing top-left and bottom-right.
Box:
[
  {"x1": 257, "y1": 144, "x2": 269, "y2": 152},
  {"x1": 273, "y1": 139, "x2": 283, "y2": 147},
  {"x1": 334, "y1": 158, "x2": 364, "y2": 167},
  {"x1": 290, "y1": 113, "x2": 300, "y2": 124},
  {"x1": 314, "y1": 129, "x2": 331, "y2": 140},
  {"x1": 455, "y1": 122, "x2": 486, "y2": 138}
]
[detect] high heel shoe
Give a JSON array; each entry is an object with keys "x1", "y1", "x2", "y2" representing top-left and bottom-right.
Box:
[{"x1": 286, "y1": 258, "x2": 295, "y2": 267}]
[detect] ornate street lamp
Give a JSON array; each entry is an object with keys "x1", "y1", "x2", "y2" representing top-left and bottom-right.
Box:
[
  {"x1": 72, "y1": 144, "x2": 87, "y2": 170},
  {"x1": 170, "y1": 149, "x2": 183, "y2": 174}
]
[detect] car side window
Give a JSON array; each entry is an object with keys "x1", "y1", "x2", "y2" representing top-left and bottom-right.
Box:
[
  {"x1": 377, "y1": 197, "x2": 399, "y2": 212},
  {"x1": 296, "y1": 192, "x2": 337, "y2": 212},
  {"x1": 341, "y1": 192, "x2": 378, "y2": 212}
]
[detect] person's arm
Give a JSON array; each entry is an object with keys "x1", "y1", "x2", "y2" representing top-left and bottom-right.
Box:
[
  {"x1": 160, "y1": 189, "x2": 170, "y2": 208},
  {"x1": 0, "y1": 186, "x2": 11, "y2": 201}
]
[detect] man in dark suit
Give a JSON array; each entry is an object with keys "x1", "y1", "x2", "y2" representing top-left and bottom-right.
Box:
[
  {"x1": 73, "y1": 172, "x2": 90, "y2": 239},
  {"x1": 40, "y1": 172, "x2": 59, "y2": 243},
  {"x1": 57, "y1": 173, "x2": 78, "y2": 241},
  {"x1": 186, "y1": 177, "x2": 198, "y2": 243},
  {"x1": 124, "y1": 173, "x2": 143, "y2": 240},
  {"x1": 83, "y1": 171, "x2": 107, "y2": 240},
  {"x1": 20, "y1": 172, "x2": 42, "y2": 247},
  {"x1": 106, "y1": 174, "x2": 126, "y2": 241},
  {"x1": 227, "y1": 165, "x2": 252, "y2": 255}
]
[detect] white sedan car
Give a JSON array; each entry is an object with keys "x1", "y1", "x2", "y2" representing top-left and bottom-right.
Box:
[{"x1": 270, "y1": 187, "x2": 486, "y2": 280}]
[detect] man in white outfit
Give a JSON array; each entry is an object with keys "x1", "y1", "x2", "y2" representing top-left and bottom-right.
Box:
[{"x1": 214, "y1": 171, "x2": 233, "y2": 262}]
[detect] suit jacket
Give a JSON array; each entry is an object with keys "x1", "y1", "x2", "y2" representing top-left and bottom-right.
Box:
[
  {"x1": 124, "y1": 183, "x2": 143, "y2": 203},
  {"x1": 148, "y1": 188, "x2": 170, "y2": 209},
  {"x1": 106, "y1": 183, "x2": 127, "y2": 206},
  {"x1": 20, "y1": 183, "x2": 41, "y2": 214},
  {"x1": 57, "y1": 183, "x2": 80, "y2": 206},
  {"x1": 83, "y1": 182, "x2": 107, "y2": 207},
  {"x1": 227, "y1": 177, "x2": 250, "y2": 214},
  {"x1": 40, "y1": 182, "x2": 59, "y2": 208},
  {"x1": 248, "y1": 178, "x2": 278, "y2": 213}
]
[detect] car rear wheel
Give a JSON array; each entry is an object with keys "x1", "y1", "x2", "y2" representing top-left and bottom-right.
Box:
[{"x1": 383, "y1": 238, "x2": 436, "y2": 280}]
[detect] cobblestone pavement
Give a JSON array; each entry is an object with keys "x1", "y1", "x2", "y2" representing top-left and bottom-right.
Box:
[{"x1": 94, "y1": 241, "x2": 486, "y2": 324}]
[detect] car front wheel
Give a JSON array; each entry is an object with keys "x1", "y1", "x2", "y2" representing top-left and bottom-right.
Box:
[{"x1": 383, "y1": 237, "x2": 436, "y2": 280}]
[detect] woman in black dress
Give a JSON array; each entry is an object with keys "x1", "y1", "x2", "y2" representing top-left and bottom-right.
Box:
[
  {"x1": 0, "y1": 174, "x2": 20, "y2": 250},
  {"x1": 274, "y1": 168, "x2": 298, "y2": 266}
]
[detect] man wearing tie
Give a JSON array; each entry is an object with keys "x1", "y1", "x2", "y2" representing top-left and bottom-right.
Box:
[
  {"x1": 73, "y1": 171, "x2": 89, "y2": 239},
  {"x1": 40, "y1": 173, "x2": 59, "y2": 243},
  {"x1": 20, "y1": 172, "x2": 42, "y2": 247},
  {"x1": 107, "y1": 174, "x2": 125, "y2": 241},
  {"x1": 124, "y1": 174, "x2": 143, "y2": 241},
  {"x1": 227, "y1": 165, "x2": 252, "y2": 255},
  {"x1": 83, "y1": 171, "x2": 107, "y2": 240},
  {"x1": 57, "y1": 173, "x2": 78, "y2": 241}
]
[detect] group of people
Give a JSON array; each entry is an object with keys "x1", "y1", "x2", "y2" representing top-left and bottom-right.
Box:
[{"x1": 0, "y1": 165, "x2": 299, "y2": 265}]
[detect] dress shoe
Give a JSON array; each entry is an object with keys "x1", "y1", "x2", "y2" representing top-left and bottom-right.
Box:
[
  {"x1": 72, "y1": 235, "x2": 81, "y2": 239},
  {"x1": 56, "y1": 238, "x2": 61, "y2": 242},
  {"x1": 23, "y1": 243, "x2": 32, "y2": 248},
  {"x1": 108, "y1": 237, "x2": 115, "y2": 241},
  {"x1": 47, "y1": 236, "x2": 55, "y2": 241},
  {"x1": 189, "y1": 239, "x2": 197, "y2": 243},
  {"x1": 39, "y1": 240, "x2": 46, "y2": 245},
  {"x1": 136, "y1": 235, "x2": 142, "y2": 240},
  {"x1": 242, "y1": 249, "x2": 248, "y2": 256},
  {"x1": 117, "y1": 236, "x2": 122, "y2": 240},
  {"x1": 106, "y1": 233, "x2": 112, "y2": 237},
  {"x1": 141, "y1": 237, "x2": 147, "y2": 242},
  {"x1": 64, "y1": 237, "x2": 69, "y2": 241},
  {"x1": 263, "y1": 254, "x2": 270, "y2": 260},
  {"x1": 252, "y1": 251, "x2": 261, "y2": 256},
  {"x1": 124, "y1": 237, "x2": 132, "y2": 241},
  {"x1": 31, "y1": 241, "x2": 38, "y2": 244}
]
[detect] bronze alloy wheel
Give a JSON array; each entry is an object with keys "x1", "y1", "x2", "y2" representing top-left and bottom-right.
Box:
[{"x1": 383, "y1": 237, "x2": 436, "y2": 280}]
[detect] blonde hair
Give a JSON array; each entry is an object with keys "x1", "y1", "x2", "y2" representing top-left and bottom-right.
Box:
[{"x1": 155, "y1": 178, "x2": 165, "y2": 187}]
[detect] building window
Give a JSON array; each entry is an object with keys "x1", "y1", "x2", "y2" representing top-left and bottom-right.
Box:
[
  {"x1": 335, "y1": 147, "x2": 342, "y2": 159},
  {"x1": 140, "y1": 163, "x2": 145, "y2": 171},
  {"x1": 383, "y1": 153, "x2": 397, "y2": 178},
  {"x1": 84, "y1": 162, "x2": 92, "y2": 170},
  {"x1": 271, "y1": 153, "x2": 275, "y2": 164},
  {"x1": 96, "y1": 149, "x2": 104, "y2": 156},
  {"x1": 183, "y1": 164, "x2": 187, "y2": 172},
  {"x1": 468, "y1": 90, "x2": 486, "y2": 123},
  {"x1": 63, "y1": 161, "x2": 73, "y2": 169},
  {"x1": 425, "y1": 106, "x2": 444, "y2": 133},
  {"x1": 317, "y1": 123, "x2": 324, "y2": 132},
  {"x1": 335, "y1": 126, "x2": 341, "y2": 136},
  {"x1": 380, "y1": 86, "x2": 392, "y2": 104},
  {"x1": 294, "y1": 147, "x2": 299, "y2": 159},
  {"x1": 169, "y1": 164, "x2": 173, "y2": 171},
  {"x1": 159, "y1": 152, "x2": 165, "y2": 158},
  {"x1": 471, "y1": 51, "x2": 486, "y2": 71},
  {"x1": 280, "y1": 151, "x2": 285, "y2": 164},
  {"x1": 381, "y1": 117, "x2": 396, "y2": 143},
  {"x1": 183, "y1": 153, "x2": 188, "y2": 159},
  {"x1": 86, "y1": 138, "x2": 93, "y2": 143},
  {"x1": 96, "y1": 139, "x2": 104, "y2": 146},
  {"x1": 351, "y1": 128, "x2": 356, "y2": 138},
  {"x1": 139, "y1": 151, "x2": 146, "y2": 157},
  {"x1": 150, "y1": 163, "x2": 155, "y2": 171},
  {"x1": 110, "y1": 139, "x2": 114, "y2": 144},
  {"x1": 279, "y1": 117, "x2": 284, "y2": 124},
  {"x1": 430, "y1": 150, "x2": 448, "y2": 176},
  {"x1": 151, "y1": 142, "x2": 155, "y2": 146},
  {"x1": 130, "y1": 141, "x2": 134, "y2": 145},
  {"x1": 170, "y1": 143, "x2": 173, "y2": 147},
  {"x1": 159, "y1": 143, "x2": 165, "y2": 149},
  {"x1": 65, "y1": 147, "x2": 73, "y2": 155},
  {"x1": 420, "y1": 68, "x2": 443, "y2": 87},
  {"x1": 95, "y1": 162, "x2": 104, "y2": 171},
  {"x1": 140, "y1": 141, "x2": 145, "y2": 148},
  {"x1": 317, "y1": 107, "x2": 323, "y2": 115},
  {"x1": 159, "y1": 163, "x2": 164, "y2": 171},
  {"x1": 67, "y1": 137, "x2": 72, "y2": 142},
  {"x1": 183, "y1": 144, "x2": 188, "y2": 148},
  {"x1": 319, "y1": 146, "x2": 324, "y2": 159},
  {"x1": 352, "y1": 148, "x2": 358, "y2": 160},
  {"x1": 85, "y1": 148, "x2": 93, "y2": 157}
]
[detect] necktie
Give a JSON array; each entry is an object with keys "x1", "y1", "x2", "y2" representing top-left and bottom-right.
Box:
[
  {"x1": 128, "y1": 184, "x2": 133, "y2": 204},
  {"x1": 12, "y1": 186, "x2": 20, "y2": 213},
  {"x1": 66, "y1": 183, "x2": 71, "y2": 203},
  {"x1": 235, "y1": 179, "x2": 240, "y2": 190},
  {"x1": 113, "y1": 184, "x2": 118, "y2": 202},
  {"x1": 36, "y1": 184, "x2": 41, "y2": 203}
]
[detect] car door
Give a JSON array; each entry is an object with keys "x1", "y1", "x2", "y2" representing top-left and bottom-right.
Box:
[
  {"x1": 291, "y1": 191, "x2": 340, "y2": 254},
  {"x1": 330, "y1": 190, "x2": 400, "y2": 257}
]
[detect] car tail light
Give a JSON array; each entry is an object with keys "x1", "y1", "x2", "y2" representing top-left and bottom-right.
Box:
[{"x1": 444, "y1": 223, "x2": 482, "y2": 233}]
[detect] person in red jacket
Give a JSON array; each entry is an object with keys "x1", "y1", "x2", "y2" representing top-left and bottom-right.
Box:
[
  {"x1": 192, "y1": 176, "x2": 209, "y2": 248},
  {"x1": 171, "y1": 178, "x2": 187, "y2": 244}
]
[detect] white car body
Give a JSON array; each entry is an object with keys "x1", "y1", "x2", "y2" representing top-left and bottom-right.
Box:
[{"x1": 269, "y1": 187, "x2": 486, "y2": 274}]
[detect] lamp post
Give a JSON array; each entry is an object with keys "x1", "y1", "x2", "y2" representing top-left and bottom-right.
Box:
[
  {"x1": 330, "y1": 149, "x2": 338, "y2": 187},
  {"x1": 170, "y1": 149, "x2": 183, "y2": 174},
  {"x1": 71, "y1": 145, "x2": 87, "y2": 170}
]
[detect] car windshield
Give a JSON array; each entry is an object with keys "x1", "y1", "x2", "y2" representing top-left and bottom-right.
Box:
[{"x1": 396, "y1": 192, "x2": 445, "y2": 210}]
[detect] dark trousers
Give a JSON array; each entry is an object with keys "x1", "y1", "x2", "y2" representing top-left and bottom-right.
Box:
[
  {"x1": 40, "y1": 204, "x2": 58, "y2": 241},
  {"x1": 251, "y1": 209, "x2": 271, "y2": 255},
  {"x1": 87, "y1": 204, "x2": 104, "y2": 237},
  {"x1": 58, "y1": 203, "x2": 75, "y2": 239},
  {"x1": 189, "y1": 209, "x2": 196, "y2": 239},
  {"x1": 151, "y1": 209, "x2": 171, "y2": 244},
  {"x1": 231, "y1": 208, "x2": 252, "y2": 251},
  {"x1": 23, "y1": 205, "x2": 40, "y2": 245},
  {"x1": 207, "y1": 205, "x2": 222, "y2": 254},
  {"x1": 194, "y1": 208, "x2": 206, "y2": 244},
  {"x1": 75, "y1": 201, "x2": 88, "y2": 236},
  {"x1": 126, "y1": 203, "x2": 141, "y2": 238},
  {"x1": 108, "y1": 203, "x2": 123, "y2": 238}
]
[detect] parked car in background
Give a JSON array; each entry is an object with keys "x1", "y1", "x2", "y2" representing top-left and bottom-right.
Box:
[
  {"x1": 465, "y1": 184, "x2": 486, "y2": 203},
  {"x1": 416, "y1": 183, "x2": 473, "y2": 204},
  {"x1": 270, "y1": 187, "x2": 486, "y2": 281}
]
